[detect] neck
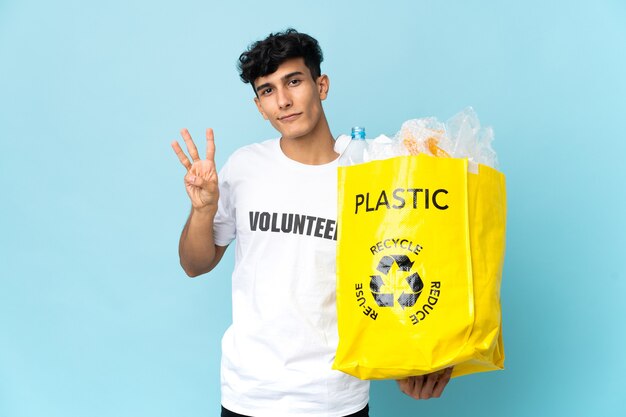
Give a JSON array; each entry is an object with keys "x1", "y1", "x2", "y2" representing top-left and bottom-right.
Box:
[{"x1": 279, "y1": 115, "x2": 338, "y2": 165}]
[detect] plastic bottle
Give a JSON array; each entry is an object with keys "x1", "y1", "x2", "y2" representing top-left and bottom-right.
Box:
[{"x1": 338, "y1": 126, "x2": 369, "y2": 166}]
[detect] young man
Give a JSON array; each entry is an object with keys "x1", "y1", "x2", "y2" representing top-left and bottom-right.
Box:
[{"x1": 171, "y1": 29, "x2": 452, "y2": 417}]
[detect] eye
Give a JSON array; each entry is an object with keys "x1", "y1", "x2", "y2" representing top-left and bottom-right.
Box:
[
  {"x1": 288, "y1": 79, "x2": 301, "y2": 86},
  {"x1": 260, "y1": 87, "x2": 273, "y2": 96}
]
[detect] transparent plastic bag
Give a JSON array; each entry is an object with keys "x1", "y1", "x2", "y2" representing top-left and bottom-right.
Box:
[{"x1": 341, "y1": 107, "x2": 499, "y2": 171}]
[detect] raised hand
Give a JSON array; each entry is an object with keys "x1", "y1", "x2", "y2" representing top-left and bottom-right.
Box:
[{"x1": 171, "y1": 128, "x2": 219, "y2": 214}]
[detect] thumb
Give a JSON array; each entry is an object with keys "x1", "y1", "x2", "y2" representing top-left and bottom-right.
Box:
[{"x1": 185, "y1": 173, "x2": 205, "y2": 188}]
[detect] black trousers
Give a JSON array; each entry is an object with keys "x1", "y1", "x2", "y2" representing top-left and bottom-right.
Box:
[{"x1": 221, "y1": 404, "x2": 369, "y2": 417}]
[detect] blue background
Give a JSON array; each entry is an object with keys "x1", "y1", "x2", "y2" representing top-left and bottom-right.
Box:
[{"x1": 1, "y1": 1, "x2": 625, "y2": 416}]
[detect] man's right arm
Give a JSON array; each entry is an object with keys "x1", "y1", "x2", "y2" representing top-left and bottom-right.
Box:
[
  {"x1": 178, "y1": 207, "x2": 228, "y2": 277},
  {"x1": 172, "y1": 128, "x2": 227, "y2": 277}
]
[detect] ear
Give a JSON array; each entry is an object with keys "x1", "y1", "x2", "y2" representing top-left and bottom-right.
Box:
[
  {"x1": 317, "y1": 74, "x2": 330, "y2": 100},
  {"x1": 254, "y1": 97, "x2": 269, "y2": 120}
]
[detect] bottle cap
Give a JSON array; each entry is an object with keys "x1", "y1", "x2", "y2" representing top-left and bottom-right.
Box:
[{"x1": 351, "y1": 126, "x2": 366, "y2": 140}]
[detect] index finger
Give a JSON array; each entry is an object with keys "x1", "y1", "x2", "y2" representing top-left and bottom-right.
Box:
[
  {"x1": 171, "y1": 140, "x2": 192, "y2": 170},
  {"x1": 206, "y1": 128, "x2": 216, "y2": 162}
]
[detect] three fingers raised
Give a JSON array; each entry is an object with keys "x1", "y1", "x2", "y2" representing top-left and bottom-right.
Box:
[{"x1": 171, "y1": 128, "x2": 217, "y2": 171}]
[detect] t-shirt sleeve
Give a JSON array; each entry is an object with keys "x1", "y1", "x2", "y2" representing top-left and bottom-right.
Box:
[{"x1": 213, "y1": 157, "x2": 236, "y2": 247}]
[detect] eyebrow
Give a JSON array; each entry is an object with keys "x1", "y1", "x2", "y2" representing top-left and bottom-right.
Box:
[{"x1": 255, "y1": 71, "x2": 305, "y2": 93}]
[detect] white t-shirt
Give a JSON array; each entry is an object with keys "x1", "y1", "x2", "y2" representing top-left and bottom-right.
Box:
[{"x1": 213, "y1": 138, "x2": 370, "y2": 417}]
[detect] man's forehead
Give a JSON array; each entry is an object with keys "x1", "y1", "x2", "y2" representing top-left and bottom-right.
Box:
[{"x1": 253, "y1": 57, "x2": 311, "y2": 87}]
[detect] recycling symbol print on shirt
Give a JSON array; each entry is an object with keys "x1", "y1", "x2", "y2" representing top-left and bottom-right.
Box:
[{"x1": 370, "y1": 255, "x2": 424, "y2": 308}]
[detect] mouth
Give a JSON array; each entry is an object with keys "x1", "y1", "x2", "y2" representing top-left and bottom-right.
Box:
[{"x1": 278, "y1": 112, "x2": 302, "y2": 122}]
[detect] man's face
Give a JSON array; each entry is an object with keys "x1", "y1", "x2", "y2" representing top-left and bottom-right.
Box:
[{"x1": 253, "y1": 57, "x2": 329, "y2": 141}]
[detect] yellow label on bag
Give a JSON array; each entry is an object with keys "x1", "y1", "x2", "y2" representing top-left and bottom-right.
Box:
[{"x1": 334, "y1": 155, "x2": 475, "y2": 379}]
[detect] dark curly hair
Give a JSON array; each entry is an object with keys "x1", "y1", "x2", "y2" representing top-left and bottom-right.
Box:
[{"x1": 238, "y1": 29, "x2": 323, "y2": 93}]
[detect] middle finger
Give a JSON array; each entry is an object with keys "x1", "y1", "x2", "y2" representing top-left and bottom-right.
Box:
[
  {"x1": 412, "y1": 375, "x2": 425, "y2": 398},
  {"x1": 420, "y1": 373, "x2": 439, "y2": 399},
  {"x1": 181, "y1": 128, "x2": 201, "y2": 162}
]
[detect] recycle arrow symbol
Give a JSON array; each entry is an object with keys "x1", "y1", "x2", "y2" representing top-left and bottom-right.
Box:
[
  {"x1": 370, "y1": 275, "x2": 394, "y2": 307},
  {"x1": 370, "y1": 256, "x2": 423, "y2": 308},
  {"x1": 398, "y1": 272, "x2": 424, "y2": 309},
  {"x1": 376, "y1": 255, "x2": 414, "y2": 274}
]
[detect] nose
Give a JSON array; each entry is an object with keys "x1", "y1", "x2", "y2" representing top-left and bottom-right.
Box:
[{"x1": 276, "y1": 88, "x2": 292, "y2": 109}]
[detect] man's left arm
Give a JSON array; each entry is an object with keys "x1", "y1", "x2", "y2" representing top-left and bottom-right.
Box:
[{"x1": 396, "y1": 367, "x2": 453, "y2": 400}]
